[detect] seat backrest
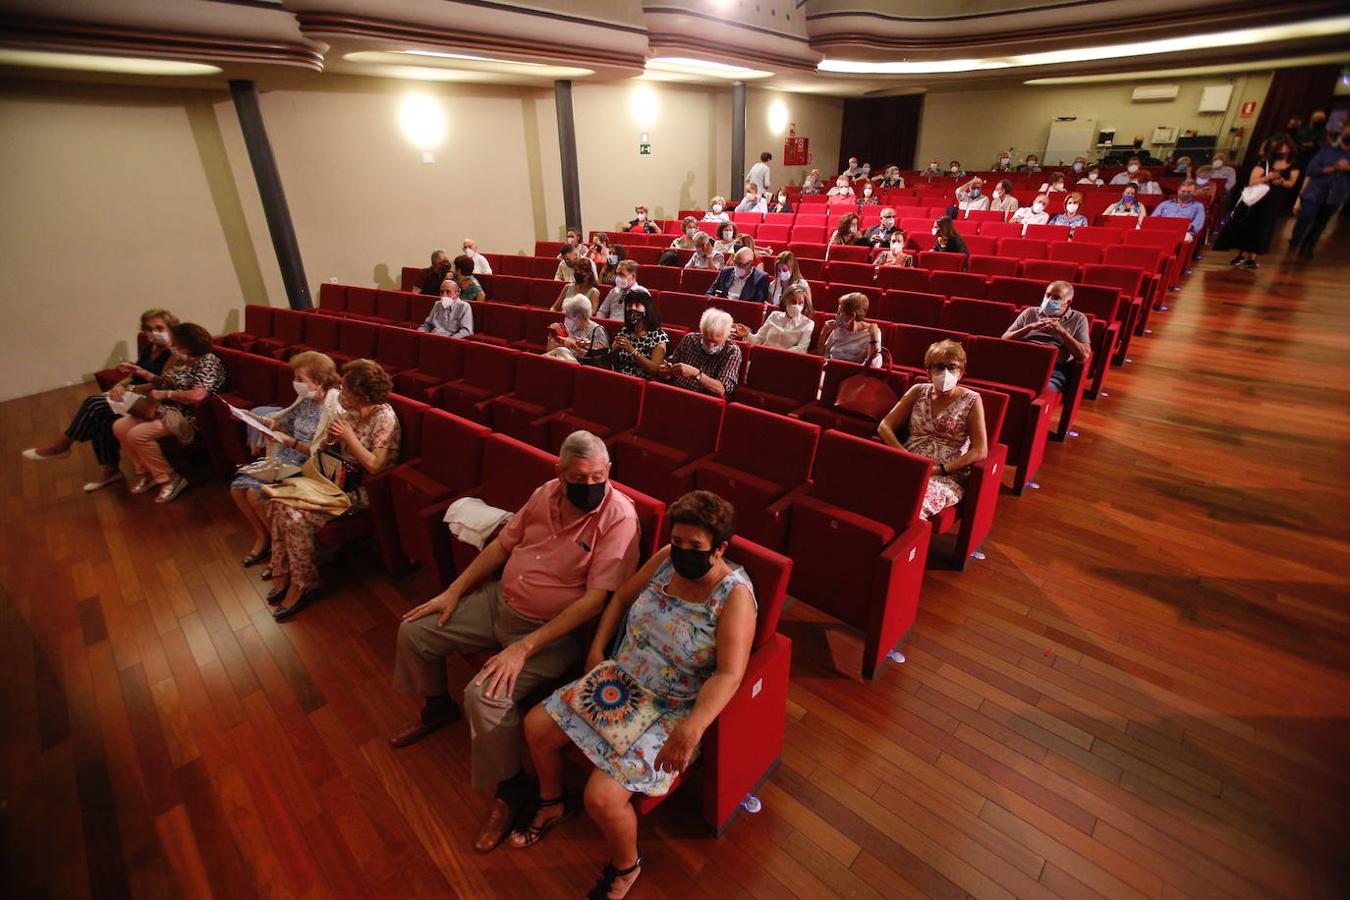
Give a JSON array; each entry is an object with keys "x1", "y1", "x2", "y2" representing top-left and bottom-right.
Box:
[
  {"x1": 241, "y1": 304, "x2": 274, "y2": 337},
  {"x1": 996, "y1": 238, "x2": 1048, "y2": 259},
  {"x1": 318, "y1": 284, "x2": 347, "y2": 312},
  {"x1": 478, "y1": 434, "x2": 559, "y2": 511},
  {"x1": 301, "y1": 312, "x2": 340, "y2": 350},
  {"x1": 1071, "y1": 226, "x2": 1123, "y2": 245},
  {"x1": 642, "y1": 266, "x2": 682, "y2": 292},
  {"x1": 1101, "y1": 244, "x2": 1165, "y2": 272},
  {"x1": 489, "y1": 274, "x2": 530, "y2": 306},
  {"x1": 387, "y1": 394, "x2": 430, "y2": 460},
  {"x1": 827, "y1": 244, "x2": 870, "y2": 263},
  {"x1": 415, "y1": 332, "x2": 465, "y2": 379},
  {"x1": 346, "y1": 287, "x2": 378, "y2": 317},
  {"x1": 635, "y1": 382, "x2": 724, "y2": 457},
  {"x1": 1067, "y1": 283, "x2": 1121, "y2": 325},
  {"x1": 966, "y1": 255, "x2": 1020, "y2": 277},
  {"x1": 808, "y1": 430, "x2": 929, "y2": 533},
  {"x1": 525, "y1": 280, "x2": 559, "y2": 308},
  {"x1": 928, "y1": 270, "x2": 987, "y2": 299},
  {"x1": 917, "y1": 250, "x2": 965, "y2": 272},
  {"x1": 715, "y1": 403, "x2": 819, "y2": 489},
  {"x1": 418, "y1": 409, "x2": 491, "y2": 492},
  {"x1": 658, "y1": 292, "x2": 710, "y2": 330},
  {"x1": 459, "y1": 341, "x2": 518, "y2": 393},
  {"x1": 679, "y1": 267, "x2": 717, "y2": 293},
  {"x1": 535, "y1": 240, "x2": 564, "y2": 257},
  {"x1": 570, "y1": 367, "x2": 645, "y2": 433},
  {"x1": 377, "y1": 324, "x2": 420, "y2": 370},
  {"x1": 271, "y1": 309, "x2": 306, "y2": 345},
  {"x1": 1120, "y1": 230, "x2": 1180, "y2": 251},
  {"x1": 875, "y1": 266, "x2": 929, "y2": 293},
  {"x1": 758, "y1": 223, "x2": 790, "y2": 243},
  {"x1": 612, "y1": 481, "x2": 666, "y2": 563},
  {"x1": 1080, "y1": 263, "x2": 1144, "y2": 296},
  {"x1": 968, "y1": 384, "x2": 1009, "y2": 444},
  {"x1": 1022, "y1": 224, "x2": 1072, "y2": 243},
  {"x1": 709, "y1": 296, "x2": 765, "y2": 328},
  {"x1": 965, "y1": 336, "x2": 1056, "y2": 394},
  {"x1": 987, "y1": 275, "x2": 1049, "y2": 308},
  {"x1": 1021, "y1": 259, "x2": 1080, "y2": 284},
  {"x1": 407, "y1": 294, "x2": 435, "y2": 326},
  {"x1": 962, "y1": 235, "x2": 999, "y2": 256},
  {"x1": 875, "y1": 290, "x2": 945, "y2": 327},
  {"x1": 338, "y1": 319, "x2": 379, "y2": 357},
  {"x1": 510, "y1": 353, "x2": 576, "y2": 409},
  {"x1": 885, "y1": 323, "x2": 969, "y2": 370},
  {"x1": 1047, "y1": 242, "x2": 1102, "y2": 265},
  {"x1": 744, "y1": 344, "x2": 823, "y2": 404},
  {"x1": 977, "y1": 222, "x2": 1021, "y2": 239},
  {"x1": 376, "y1": 291, "x2": 410, "y2": 322},
  {"x1": 942, "y1": 297, "x2": 1017, "y2": 337},
  {"x1": 824, "y1": 260, "x2": 875, "y2": 288},
  {"x1": 725, "y1": 535, "x2": 792, "y2": 650},
  {"x1": 498, "y1": 255, "x2": 533, "y2": 277},
  {"x1": 476, "y1": 302, "x2": 527, "y2": 342}
]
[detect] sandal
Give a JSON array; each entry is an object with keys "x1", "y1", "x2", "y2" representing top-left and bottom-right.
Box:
[
  {"x1": 508, "y1": 795, "x2": 574, "y2": 849},
  {"x1": 588, "y1": 856, "x2": 642, "y2": 900},
  {"x1": 242, "y1": 545, "x2": 271, "y2": 567}
]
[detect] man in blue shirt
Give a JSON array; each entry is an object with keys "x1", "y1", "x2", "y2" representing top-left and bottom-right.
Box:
[
  {"x1": 1290, "y1": 129, "x2": 1350, "y2": 260},
  {"x1": 1149, "y1": 181, "x2": 1205, "y2": 241}
]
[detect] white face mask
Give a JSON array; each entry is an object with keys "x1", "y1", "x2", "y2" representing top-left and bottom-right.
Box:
[
  {"x1": 931, "y1": 226, "x2": 940, "y2": 236},
  {"x1": 147, "y1": 329, "x2": 170, "y2": 344},
  {"x1": 614, "y1": 275, "x2": 630, "y2": 290},
  {"x1": 1065, "y1": 202, "x2": 1079, "y2": 214},
  {"x1": 722, "y1": 230, "x2": 734, "y2": 240},
  {"x1": 440, "y1": 296, "x2": 455, "y2": 308},
  {"x1": 786, "y1": 303, "x2": 803, "y2": 320},
  {"x1": 711, "y1": 203, "x2": 723, "y2": 213},
  {"x1": 1196, "y1": 176, "x2": 1211, "y2": 186},
  {"x1": 950, "y1": 167, "x2": 960, "y2": 174},
  {"x1": 993, "y1": 189, "x2": 1004, "y2": 199},
  {"x1": 1032, "y1": 201, "x2": 1046, "y2": 213},
  {"x1": 734, "y1": 265, "x2": 750, "y2": 279},
  {"x1": 778, "y1": 269, "x2": 792, "y2": 282},
  {"x1": 685, "y1": 227, "x2": 696, "y2": 236},
  {"x1": 1127, "y1": 163, "x2": 1139, "y2": 173},
  {"x1": 636, "y1": 212, "x2": 646, "y2": 221},
  {"x1": 931, "y1": 368, "x2": 958, "y2": 393},
  {"x1": 890, "y1": 241, "x2": 904, "y2": 253},
  {"x1": 292, "y1": 380, "x2": 313, "y2": 399},
  {"x1": 703, "y1": 339, "x2": 724, "y2": 354},
  {"x1": 463, "y1": 247, "x2": 474, "y2": 256},
  {"x1": 778, "y1": 194, "x2": 786, "y2": 202},
  {"x1": 1000, "y1": 157, "x2": 1010, "y2": 165}
]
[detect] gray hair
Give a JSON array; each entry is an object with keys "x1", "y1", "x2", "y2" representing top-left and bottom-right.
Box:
[
  {"x1": 561, "y1": 295, "x2": 592, "y2": 318},
  {"x1": 699, "y1": 307, "x2": 733, "y2": 339},
  {"x1": 1047, "y1": 279, "x2": 1075, "y2": 301},
  {"x1": 431, "y1": 248, "x2": 447, "y2": 264},
  {"x1": 559, "y1": 430, "x2": 609, "y2": 466}
]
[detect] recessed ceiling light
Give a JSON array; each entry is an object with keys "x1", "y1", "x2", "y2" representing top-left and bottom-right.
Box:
[
  {"x1": 647, "y1": 57, "x2": 773, "y2": 78},
  {"x1": 819, "y1": 15, "x2": 1350, "y2": 76},
  {"x1": 0, "y1": 49, "x2": 221, "y2": 76}
]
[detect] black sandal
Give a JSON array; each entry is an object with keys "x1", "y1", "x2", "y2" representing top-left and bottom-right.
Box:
[
  {"x1": 508, "y1": 795, "x2": 573, "y2": 849},
  {"x1": 242, "y1": 545, "x2": 271, "y2": 567},
  {"x1": 587, "y1": 855, "x2": 642, "y2": 899}
]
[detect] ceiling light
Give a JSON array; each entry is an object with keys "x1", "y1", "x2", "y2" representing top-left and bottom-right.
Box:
[
  {"x1": 819, "y1": 15, "x2": 1350, "y2": 76},
  {"x1": 0, "y1": 49, "x2": 221, "y2": 76},
  {"x1": 399, "y1": 95, "x2": 447, "y2": 148},
  {"x1": 647, "y1": 57, "x2": 773, "y2": 78},
  {"x1": 1024, "y1": 51, "x2": 1350, "y2": 85},
  {"x1": 399, "y1": 50, "x2": 546, "y2": 67}
]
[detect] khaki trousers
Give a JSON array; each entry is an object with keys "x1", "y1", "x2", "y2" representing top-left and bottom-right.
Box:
[{"x1": 392, "y1": 582, "x2": 581, "y2": 788}]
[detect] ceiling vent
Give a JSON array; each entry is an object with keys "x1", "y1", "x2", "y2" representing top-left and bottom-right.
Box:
[{"x1": 1131, "y1": 84, "x2": 1180, "y2": 102}]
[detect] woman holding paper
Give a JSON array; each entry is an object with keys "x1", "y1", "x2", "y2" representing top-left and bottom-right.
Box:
[
  {"x1": 230, "y1": 352, "x2": 341, "y2": 567},
  {"x1": 21, "y1": 308, "x2": 177, "y2": 491}
]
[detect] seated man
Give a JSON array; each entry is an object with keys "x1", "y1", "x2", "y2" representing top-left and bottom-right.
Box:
[
  {"x1": 841, "y1": 156, "x2": 863, "y2": 179},
  {"x1": 1001, "y1": 280, "x2": 1092, "y2": 393},
  {"x1": 416, "y1": 248, "x2": 453, "y2": 295},
  {"x1": 462, "y1": 238, "x2": 493, "y2": 275},
  {"x1": 554, "y1": 244, "x2": 580, "y2": 283},
  {"x1": 1009, "y1": 193, "x2": 1050, "y2": 229},
  {"x1": 706, "y1": 247, "x2": 770, "y2": 302},
  {"x1": 419, "y1": 277, "x2": 474, "y2": 338},
  {"x1": 389, "y1": 430, "x2": 640, "y2": 852},
  {"x1": 1150, "y1": 180, "x2": 1206, "y2": 242},
  {"x1": 595, "y1": 260, "x2": 640, "y2": 319},
  {"x1": 1109, "y1": 157, "x2": 1144, "y2": 186},
  {"x1": 863, "y1": 208, "x2": 900, "y2": 249},
  {"x1": 734, "y1": 183, "x2": 768, "y2": 214},
  {"x1": 989, "y1": 180, "x2": 1019, "y2": 220},
  {"x1": 684, "y1": 232, "x2": 723, "y2": 271},
  {"x1": 659, "y1": 308, "x2": 741, "y2": 398},
  {"x1": 954, "y1": 177, "x2": 991, "y2": 216}
]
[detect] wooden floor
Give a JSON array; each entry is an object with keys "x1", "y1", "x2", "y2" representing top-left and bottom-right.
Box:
[{"x1": 4, "y1": 223, "x2": 1349, "y2": 899}]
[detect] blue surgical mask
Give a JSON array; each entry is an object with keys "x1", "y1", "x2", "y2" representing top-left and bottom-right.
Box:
[
  {"x1": 970, "y1": 188, "x2": 981, "y2": 198},
  {"x1": 1122, "y1": 194, "x2": 1135, "y2": 205},
  {"x1": 1040, "y1": 296, "x2": 1063, "y2": 315}
]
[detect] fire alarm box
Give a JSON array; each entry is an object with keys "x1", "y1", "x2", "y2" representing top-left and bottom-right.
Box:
[{"x1": 784, "y1": 135, "x2": 809, "y2": 166}]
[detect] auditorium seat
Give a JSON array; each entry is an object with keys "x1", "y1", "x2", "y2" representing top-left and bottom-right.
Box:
[
  {"x1": 987, "y1": 275, "x2": 1048, "y2": 309},
  {"x1": 1020, "y1": 259, "x2": 1080, "y2": 284},
  {"x1": 329, "y1": 318, "x2": 381, "y2": 369},
  {"x1": 400, "y1": 268, "x2": 420, "y2": 291},
  {"x1": 470, "y1": 302, "x2": 527, "y2": 346},
  {"x1": 875, "y1": 290, "x2": 945, "y2": 327},
  {"x1": 376, "y1": 324, "x2": 420, "y2": 376},
  {"x1": 757, "y1": 223, "x2": 790, "y2": 244},
  {"x1": 928, "y1": 270, "x2": 987, "y2": 299},
  {"x1": 827, "y1": 245, "x2": 870, "y2": 263},
  {"x1": 540, "y1": 367, "x2": 645, "y2": 453},
  {"x1": 394, "y1": 333, "x2": 465, "y2": 401},
  {"x1": 977, "y1": 222, "x2": 1021, "y2": 239},
  {"x1": 485, "y1": 353, "x2": 576, "y2": 447},
  {"x1": 253, "y1": 308, "x2": 306, "y2": 358},
  {"x1": 963, "y1": 337, "x2": 1057, "y2": 493},
  {"x1": 996, "y1": 238, "x2": 1048, "y2": 260},
  {"x1": 876, "y1": 266, "x2": 929, "y2": 293},
  {"x1": 793, "y1": 359, "x2": 910, "y2": 439},
  {"x1": 781, "y1": 430, "x2": 932, "y2": 679},
  {"x1": 1065, "y1": 284, "x2": 1122, "y2": 399},
  {"x1": 1081, "y1": 264, "x2": 1146, "y2": 358},
  {"x1": 512, "y1": 308, "x2": 566, "y2": 354},
  {"x1": 375, "y1": 290, "x2": 411, "y2": 324},
  {"x1": 917, "y1": 250, "x2": 965, "y2": 272},
  {"x1": 824, "y1": 260, "x2": 875, "y2": 287},
  {"x1": 525, "y1": 280, "x2": 560, "y2": 309},
  {"x1": 796, "y1": 256, "x2": 824, "y2": 279},
  {"x1": 1022, "y1": 224, "x2": 1072, "y2": 243},
  {"x1": 489, "y1": 274, "x2": 531, "y2": 306},
  {"x1": 736, "y1": 344, "x2": 825, "y2": 416},
  {"x1": 498, "y1": 256, "x2": 532, "y2": 277},
  {"x1": 345, "y1": 287, "x2": 379, "y2": 320},
  {"x1": 431, "y1": 341, "x2": 518, "y2": 424},
  {"x1": 966, "y1": 255, "x2": 1020, "y2": 277},
  {"x1": 287, "y1": 310, "x2": 340, "y2": 358},
  {"x1": 885, "y1": 323, "x2": 970, "y2": 375},
  {"x1": 1047, "y1": 242, "x2": 1102, "y2": 265},
  {"x1": 680, "y1": 267, "x2": 717, "y2": 293},
  {"x1": 709, "y1": 297, "x2": 765, "y2": 328},
  {"x1": 210, "y1": 350, "x2": 290, "y2": 467},
  {"x1": 318, "y1": 283, "x2": 347, "y2": 312},
  {"x1": 642, "y1": 266, "x2": 682, "y2": 292},
  {"x1": 1071, "y1": 226, "x2": 1124, "y2": 245},
  {"x1": 610, "y1": 383, "x2": 724, "y2": 503},
  {"x1": 941, "y1": 298, "x2": 1017, "y2": 337},
  {"x1": 221, "y1": 304, "x2": 275, "y2": 350},
  {"x1": 962, "y1": 235, "x2": 999, "y2": 256},
  {"x1": 405, "y1": 293, "x2": 434, "y2": 328},
  {"x1": 683, "y1": 404, "x2": 819, "y2": 547},
  {"x1": 659, "y1": 292, "x2": 710, "y2": 330}
]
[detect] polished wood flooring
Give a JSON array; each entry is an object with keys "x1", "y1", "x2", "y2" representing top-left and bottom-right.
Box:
[{"x1": 4, "y1": 225, "x2": 1349, "y2": 899}]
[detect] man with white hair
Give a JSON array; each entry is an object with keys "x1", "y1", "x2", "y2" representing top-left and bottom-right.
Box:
[
  {"x1": 462, "y1": 238, "x2": 492, "y2": 275},
  {"x1": 660, "y1": 307, "x2": 742, "y2": 397},
  {"x1": 389, "y1": 429, "x2": 640, "y2": 852},
  {"x1": 706, "y1": 246, "x2": 769, "y2": 302},
  {"x1": 734, "y1": 182, "x2": 768, "y2": 214},
  {"x1": 1001, "y1": 280, "x2": 1091, "y2": 393},
  {"x1": 416, "y1": 248, "x2": 453, "y2": 294}
]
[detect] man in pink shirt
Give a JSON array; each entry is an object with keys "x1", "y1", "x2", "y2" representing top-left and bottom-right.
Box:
[{"x1": 389, "y1": 430, "x2": 640, "y2": 852}]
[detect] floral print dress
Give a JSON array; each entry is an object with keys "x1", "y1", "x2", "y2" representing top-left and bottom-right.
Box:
[
  {"x1": 267, "y1": 403, "x2": 400, "y2": 592},
  {"x1": 544, "y1": 560, "x2": 755, "y2": 796},
  {"x1": 905, "y1": 384, "x2": 978, "y2": 519}
]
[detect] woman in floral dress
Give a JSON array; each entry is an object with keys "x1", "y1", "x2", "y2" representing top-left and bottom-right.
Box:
[
  {"x1": 877, "y1": 339, "x2": 988, "y2": 519},
  {"x1": 264, "y1": 358, "x2": 400, "y2": 620},
  {"x1": 515, "y1": 491, "x2": 757, "y2": 900}
]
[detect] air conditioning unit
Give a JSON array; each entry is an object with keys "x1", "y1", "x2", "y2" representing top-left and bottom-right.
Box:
[{"x1": 1132, "y1": 85, "x2": 1179, "y2": 102}]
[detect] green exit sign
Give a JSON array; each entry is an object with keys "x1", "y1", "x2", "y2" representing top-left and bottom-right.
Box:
[{"x1": 638, "y1": 143, "x2": 652, "y2": 155}]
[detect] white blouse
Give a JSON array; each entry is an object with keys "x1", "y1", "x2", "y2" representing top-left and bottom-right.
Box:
[{"x1": 748, "y1": 311, "x2": 814, "y2": 353}]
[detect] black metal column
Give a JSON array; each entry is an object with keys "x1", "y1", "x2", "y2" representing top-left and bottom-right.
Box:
[
  {"x1": 229, "y1": 80, "x2": 311, "y2": 310},
  {"x1": 554, "y1": 80, "x2": 582, "y2": 232},
  {"x1": 731, "y1": 81, "x2": 747, "y2": 197}
]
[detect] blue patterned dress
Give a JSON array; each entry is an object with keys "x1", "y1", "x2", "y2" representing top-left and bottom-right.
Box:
[
  {"x1": 544, "y1": 560, "x2": 755, "y2": 796},
  {"x1": 230, "y1": 398, "x2": 323, "y2": 492}
]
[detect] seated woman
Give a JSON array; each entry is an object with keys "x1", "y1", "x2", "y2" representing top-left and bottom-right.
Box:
[
  {"x1": 589, "y1": 233, "x2": 613, "y2": 271},
  {"x1": 610, "y1": 288, "x2": 668, "y2": 378},
  {"x1": 454, "y1": 254, "x2": 485, "y2": 301},
  {"x1": 112, "y1": 322, "x2": 225, "y2": 504},
  {"x1": 877, "y1": 339, "x2": 988, "y2": 520},
  {"x1": 931, "y1": 216, "x2": 969, "y2": 257},
  {"x1": 1049, "y1": 192, "x2": 1089, "y2": 229},
  {"x1": 552, "y1": 264, "x2": 601, "y2": 315},
  {"x1": 858, "y1": 183, "x2": 879, "y2": 206},
  {"x1": 545, "y1": 295, "x2": 610, "y2": 365},
  {"x1": 767, "y1": 190, "x2": 792, "y2": 214},
  {"x1": 1168, "y1": 155, "x2": 1192, "y2": 178},
  {"x1": 22, "y1": 307, "x2": 177, "y2": 492},
  {"x1": 701, "y1": 196, "x2": 729, "y2": 223},
  {"x1": 1038, "y1": 173, "x2": 1067, "y2": 193},
  {"x1": 264, "y1": 358, "x2": 400, "y2": 619},
  {"x1": 874, "y1": 231, "x2": 913, "y2": 268},
  {"x1": 669, "y1": 217, "x2": 700, "y2": 250},
  {"x1": 598, "y1": 244, "x2": 626, "y2": 286},
  {"x1": 1103, "y1": 185, "x2": 1147, "y2": 227},
  {"x1": 828, "y1": 212, "x2": 865, "y2": 247},
  {"x1": 684, "y1": 232, "x2": 723, "y2": 271},
  {"x1": 879, "y1": 166, "x2": 906, "y2": 189},
  {"x1": 799, "y1": 169, "x2": 823, "y2": 194},
  {"x1": 624, "y1": 205, "x2": 659, "y2": 234},
  {"x1": 712, "y1": 221, "x2": 739, "y2": 258},
  {"x1": 767, "y1": 250, "x2": 812, "y2": 307},
  {"x1": 420, "y1": 277, "x2": 474, "y2": 337},
  {"x1": 230, "y1": 351, "x2": 341, "y2": 566},
  {"x1": 732, "y1": 284, "x2": 814, "y2": 352},
  {"x1": 735, "y1": 233, "x2": 773, "y2": 260},
  {"x1": 818, "y1": 291, "x2": 882, "y2": 367},
  {"x1": 515, "y1": 490, "x2": 757, "y2": 900}
]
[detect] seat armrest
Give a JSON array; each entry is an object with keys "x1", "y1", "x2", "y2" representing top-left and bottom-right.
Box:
[{"x1": 863, "y1": 519, "x2": 932, "y2": 679}]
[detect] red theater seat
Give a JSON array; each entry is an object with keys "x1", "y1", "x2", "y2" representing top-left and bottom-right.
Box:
[
  {"x1": 541, "y1": 367, "x2": 645, "y2": 453},
  {"x1": 736, "y1": 344, "x2": 825, "y2": 416},
  {"x1": 966, "y1": 255, "x2": 1020, "y2": 277},
  {"x1": 917, "y1": 250, "x2": 966, "y2": 272},
  {"x1": 485, "y1": 353, "x2": 576, "y2": 447},
  {"x1": 680, "y1": 267, "x2": 717, "y2": 293},
  {"x1": 329, "y1": 319, "x2": 381, "y2": 369},
  {"x1": 885, "y1": 323, "x2": 970, "y2": 374},
  {"x1": 221, "y1": 304, "x2": 275, "y2": 350},
  {"x1": 610, "y1": 383, "x2": 724, "y2": 503},
  {"x1": 824, "y1": 260, "x2": 875, "y2": 287},
  {"x1": 395, "y1": 333, "x2": 465, "y2": 401},
  {"x1": 941, "y1": 298, "x2": 1017, "y2": 337},
  {"x1": 928, "y1": 270, "x2": 987, "y2": 300},
  {"x1": 1021, "y1": 259, "x2": 1080, "y2": 284},
  {"x1": 875, "y1": 290, "x2": 945, "y2": 327},
  {"x1": 253, "y1": 308, "x2": 306, "y2": 357},
  {"x1": 318, "y1": 283, "x2": 347, "y2": 312},
  {"x1": 793, "y1": 360, "x2": 910, "y2": 439},
  {"x1": 876, "y1": 266, "x2": 930, "y2": 293},
  {"x1": 1048, "y1": 242, "x2": 1102, "y2": 265},
  {"x1": 963, "y1": 337, "x2": 1057, "y2": 494},
  {"x1": 431, "y1": 341, "x2": 518, "y2": 424}
]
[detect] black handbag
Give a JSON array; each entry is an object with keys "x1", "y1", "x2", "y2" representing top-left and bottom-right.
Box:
[{"x1": 578, "y1": 325, "x2": 613, "y2": 369}]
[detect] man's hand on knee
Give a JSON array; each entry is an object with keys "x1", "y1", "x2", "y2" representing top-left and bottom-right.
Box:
[
  {"x1": 404, "y1": 587, "x2": 462, "y2": 626},
  {"x1": 475, "y1": 641, "x2": 531, "y2": 700}
]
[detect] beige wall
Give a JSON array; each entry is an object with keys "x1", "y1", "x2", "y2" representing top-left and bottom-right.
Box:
[
  {"x1": 0, "y1": 73, "x2": 840, "y2": 401},
  {"x1": 916, "y1": 71, "x2": 1272, "y2": 169}
]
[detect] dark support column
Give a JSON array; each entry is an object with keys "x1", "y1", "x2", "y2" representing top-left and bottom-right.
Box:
[
  {"x1": 731, "y1": 81, "x2": 747, "y2": 197},
  {"x1": 229, "y1": 80, "x2": 311, "y2": 310},
  {"x1": 555, "y1": 80, "x2": 582, "y2": 233}
]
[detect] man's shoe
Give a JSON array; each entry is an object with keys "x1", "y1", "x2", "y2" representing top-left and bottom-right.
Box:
[
  {"x1": 474, "y1": 798, "x2": 517, "y2": 854},
  {"x1": 388, "y1": 705, "x2": 461, "y2": 748}
]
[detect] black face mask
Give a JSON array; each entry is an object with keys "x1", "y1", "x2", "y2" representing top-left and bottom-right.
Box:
[
  {"x1": 565, "y1": 480, "x2": 606, "y2": 512},
  {"x1": 624, "y1": 309, "x2": 644, "y2": 327},
  {"x1": 670, "y1": 545, "x2": 715, "y2": 580}
]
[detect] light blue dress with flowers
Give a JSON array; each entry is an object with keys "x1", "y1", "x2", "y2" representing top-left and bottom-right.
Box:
[{"x1": 544, "y1": 559, "x2": 755, "y2": 796}]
